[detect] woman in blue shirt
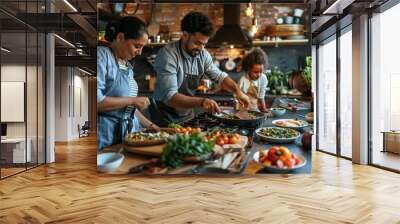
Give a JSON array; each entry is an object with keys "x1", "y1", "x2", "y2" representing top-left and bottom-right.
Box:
[{"x1": 97, "y1": 16, "x2": 158, "y2": 151}]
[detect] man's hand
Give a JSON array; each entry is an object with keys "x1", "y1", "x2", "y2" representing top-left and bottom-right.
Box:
[
  {"x1": 235, "y1": 91, "x2": 250, "y2": 109},
  {"x1": 131, "y1": 97, "x2": 150, "y2": 111},
  {"x1": 201, "y1": 98, "x2": 221, "y2": 113}
]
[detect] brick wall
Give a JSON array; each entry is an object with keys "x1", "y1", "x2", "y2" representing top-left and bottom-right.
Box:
[{"x1": 99, "y1": 3, "x2": 308, "y2": 39}]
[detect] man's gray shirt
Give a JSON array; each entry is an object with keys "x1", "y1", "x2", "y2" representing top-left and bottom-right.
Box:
[{"x1": 153, "y1": 40, "x2": 228, "y2": 103}]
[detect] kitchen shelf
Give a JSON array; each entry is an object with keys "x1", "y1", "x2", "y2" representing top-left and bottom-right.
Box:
[
  {"x1": 252, "y1": 39, "x2": 309, "y2": 46},
  {"x1": 126, "y1": 40, "x2": 310, "y2": 48}
]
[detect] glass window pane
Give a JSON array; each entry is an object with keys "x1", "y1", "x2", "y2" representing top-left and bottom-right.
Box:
[
  {"x1": 1, "y1": 33, "x2": 27, "y2": 177},
  {"x1": 317, "y1": 36, "x2": 337, "y2": 154},
  {"x1": 371, "y1": 3, "x2": 400, "y2": 171},
  {"x1": 340, "y1": 29, "x2": 352, "y2": 158}
]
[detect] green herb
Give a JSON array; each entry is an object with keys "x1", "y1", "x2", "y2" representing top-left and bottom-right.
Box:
[
  {"x1": 161, "y1": 132, "x2": 215, "y2": 168},
  {"x1": 303, "y1": 56, "x2": 312, "y2": 87},
  {"x1": 168, "y1": 123, "x2": 182, "y2": 129},
  {"x1": 259, "y1": 127, "x2": 298, "y2": 139}
]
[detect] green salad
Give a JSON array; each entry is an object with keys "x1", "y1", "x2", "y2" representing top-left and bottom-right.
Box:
[{"x1": 258, "y1": 127, "x2": 299, "y2": 139}]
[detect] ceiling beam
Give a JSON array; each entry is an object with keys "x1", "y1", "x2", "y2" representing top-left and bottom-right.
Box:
[{"x1": 55, "y1": 55, "x2": 96, "y2": 71}]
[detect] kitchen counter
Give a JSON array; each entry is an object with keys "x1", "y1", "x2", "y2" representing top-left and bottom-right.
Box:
[{"x1": 102, "y1": 98, "x2": 313, "y2": 175}]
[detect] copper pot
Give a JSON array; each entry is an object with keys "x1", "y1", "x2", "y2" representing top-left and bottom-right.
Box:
[
  {"x1": 288, "y1": 72, "x2": 297, "y2": 89},
  {"x1": 293, "y1": 72, "x2": 310, "y2": 93}
]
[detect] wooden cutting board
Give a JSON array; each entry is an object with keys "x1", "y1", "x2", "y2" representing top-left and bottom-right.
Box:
[
  {"x1": 101, "y1": 135, "x2": 248, "y2": 175},
  {"x1": 124, "y1": 135, "x2": 248, "y2": 157}
]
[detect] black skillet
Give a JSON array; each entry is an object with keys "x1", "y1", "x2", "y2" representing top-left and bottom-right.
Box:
[{"x1": 212, "y1": 108, "x2": 266, "y2": 128}]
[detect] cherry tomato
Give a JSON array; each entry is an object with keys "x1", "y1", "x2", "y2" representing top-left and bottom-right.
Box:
[
  {"x1": 180, "y1": 128, "x2": 187, "y2": 133},
  {"x1": 284, "y1": 159, "x2": 293, "y2": 168},
  {"x1": 186, "y1": 127, "x2": 192, "y2": 132},
  {"x1": 213, "y1": 131, "x2": 221, "y2": 137},
  {"x1": 233, "y1": 133, "x2": 241, "y2": 139},
  {"x1": 228, "y1": 136, "x2": 238, "y2": 144},
  {"x1": 216, "y1": 139, "x2": 225, "y2": 146}
]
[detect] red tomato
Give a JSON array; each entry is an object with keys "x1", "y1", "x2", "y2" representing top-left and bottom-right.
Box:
[
  {"x1": 268, "y1": 153, "x2": 279, "y2": 163},
  {"x1": 233, "y1": 133, "x2": 241, "y2": 139},
  {"x1": 213, "y1": 131, "x2": 221, "y2": 137},
  {"x1": 268, "y1": 147, "x2": 277, "y2": 156},
  {"x1": 228, "y1": 136, "x2": 238, "y2": 144},
  {"x1": 284, "y1": 159, "x2": 294, "y2": 168},
  {"x1": 186, "y1": 127, "x2": 192, "y2": 132},
  {"x1": 194, "y1": 127, "x2": 202, "y2": 133},
  {"x1": 222, "y1": 135, "x2": 229, "y2": 143},
  {"x1": 295, "y1": 157, "x2": 302, "y2": 165},
  {"x1": 180, "y1": 128, "x2": 187, "y2": 133},
  {"x1": 216, "y1": 139, "x2": 225, "y2": 146}
]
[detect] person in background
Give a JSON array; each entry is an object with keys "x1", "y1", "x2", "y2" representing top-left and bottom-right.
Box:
[
  {"x1": 149, "y1": 11, "x2": 250, "y2": 127},
  {"x1": 238, "y1": 47, "x2": 269, "y2": 112},
  {"x1": 97, "y1": 16, "x2": 158, "y2": 151}
]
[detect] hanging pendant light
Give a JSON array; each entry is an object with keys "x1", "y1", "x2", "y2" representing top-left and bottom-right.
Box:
[{"x1": 245, "y1": 3, "x2": 254, "y2": 17}]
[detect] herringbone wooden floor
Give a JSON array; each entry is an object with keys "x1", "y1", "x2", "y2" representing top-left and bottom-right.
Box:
[{"x1": 1, "y1": 135, "x2": 400, "y2": 224}]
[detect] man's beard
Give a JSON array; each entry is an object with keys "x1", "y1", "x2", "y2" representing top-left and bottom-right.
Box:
[{"x1": 190, "y1": 49, "x2": 200, "y2": 57}]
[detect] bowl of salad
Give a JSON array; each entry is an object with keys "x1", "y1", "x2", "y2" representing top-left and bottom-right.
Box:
[{"x1": 255, "y1": 127, "x2": 300, "y2": 143}]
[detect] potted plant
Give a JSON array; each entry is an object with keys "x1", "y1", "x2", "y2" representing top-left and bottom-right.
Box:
[
  {"x1": 291, "y1": 56, "x2": 312, "y2": 96},
  {"x1": 267, "y1": 67, "x2": 289, "y2": 95}
]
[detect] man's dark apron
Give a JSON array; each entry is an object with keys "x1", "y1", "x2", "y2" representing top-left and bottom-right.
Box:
[{"x1": 148, "y1": 42, "x2": 205, "y2": 127}]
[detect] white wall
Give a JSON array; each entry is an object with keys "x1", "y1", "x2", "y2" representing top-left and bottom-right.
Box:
[
  {"x1": 1, "y1": 64, "x2": 45, "y2": 163},
  {"x1": 1, "y1": 65, "x2": 40, "y2": 137},
  {"x1": 54, "y1": 67, "x2": 89, "y2": 141}
]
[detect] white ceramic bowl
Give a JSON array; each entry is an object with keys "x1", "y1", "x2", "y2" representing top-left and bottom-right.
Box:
[
  {"x1": 272, "y1": 119, "x2": 309, "y2": 130},
  {"x1": 293, "y1": 8, "x2": 304, "y2": 17},
  {"x1": 253, "y1": 150, "x2": 306, "y2": 173},
  {"x1": 255, "y1": 127, "x2": 300, "y2": 143},
  {"x1": 97, "y1": 152, "x2": 124, "y2": 173}
]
